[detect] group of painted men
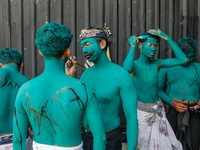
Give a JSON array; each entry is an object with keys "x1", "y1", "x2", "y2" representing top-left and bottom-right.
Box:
[{"x1": 0, "y1": 22, "x2": 199, "y2": 150}]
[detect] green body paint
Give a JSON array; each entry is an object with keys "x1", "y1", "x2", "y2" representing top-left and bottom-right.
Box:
[
  {"x1": 159, "y1": 37, "x2": 200, "y2": 105},
  {"x1": 0, "y1": 64, "x2": 29, "y2": 136},
  {"x1": 80, "y1": 38, "x2": 138, "y2": 149},
  {"x1": 123, "y1": 30, "x2": 188, "y2": 104},
  {"x1": 13, "y1": 22, "x2": 106, "y2": 150}
]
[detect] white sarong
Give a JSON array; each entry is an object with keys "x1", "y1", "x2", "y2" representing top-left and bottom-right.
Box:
[
  {"x1": 137, "y1": 101, "x2": 182, "y2": 150},
  {"x1": 0, "y1": 134, "x2": 33, "y2": 150},
  {"x1": 32, "y1": 141, "x2": 83, "y2": 150}
]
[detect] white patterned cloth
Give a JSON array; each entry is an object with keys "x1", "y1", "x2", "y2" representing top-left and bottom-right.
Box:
[
  {"x1": 32, "y1": 141, "x2": 83, "y2": 150},
  {"x1": 0, "y1": 134, "x2": 32, "y2": 150},
  {"x1": 137, "y1": 101, "x2": 183, "y2": 150}
]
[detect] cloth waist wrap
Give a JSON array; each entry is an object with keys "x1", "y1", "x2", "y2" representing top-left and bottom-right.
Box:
[
  {"x1": 176, "y1": 103, "x2": 197, "y2": 150},
  {"x1": 0, "y1": 134, "x2": 13, "y2": 150},
  {"x1": 0, "y1": 134, "x2": 13, "y2": 145},
  {"x1": 137, "y1": 100, "x2": 164, "y2": 117},
  {"x1": 32, "y1": 141, "x2": 83, "y2": 150},
  {"x1": 84, "y1": 126, "x2": 121, "y2": 143},
  {"x1": 0, "y1": 134, "x2": 33, "y2": 150},
  {"x1": 137, "y1": 100, "x2": 183, "y2": 150}
]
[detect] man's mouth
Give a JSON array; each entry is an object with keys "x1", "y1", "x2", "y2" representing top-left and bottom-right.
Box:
[
  {"x1": 150, "y1": 53, "x2": 155, "y2": 56},
  {"x1": 84, "y1": 51, "x2": 95, "y2": 59}
]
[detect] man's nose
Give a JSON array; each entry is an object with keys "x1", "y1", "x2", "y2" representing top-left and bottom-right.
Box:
[
  {"x1": 152, "y1": 46, "x2": 157, "y2": 51},
  {"x1": 82, "y1": 47, "x2": 87, "y2": 54}
]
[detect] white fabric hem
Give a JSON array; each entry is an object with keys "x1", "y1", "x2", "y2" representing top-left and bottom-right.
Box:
[{"x1": 32, "y1": 141, "x2": 83, "y2": 150}]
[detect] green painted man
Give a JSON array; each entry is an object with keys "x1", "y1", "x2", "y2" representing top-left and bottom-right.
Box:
[
  {"x1": 66, "y1": 27, "x2": 138, "y2": 150},
  {"x1": 123, "y1": 29, "x2": 188, "y2": 150},
  {"x1": 13, "y1": 22, "x2": 106, "y2": 150},
  {"x1": 0, "y1": 48, "x2": 30, "y2": 150},
  {"x1": 159, "y1": 37, "x2": 200, "y2": 150}
]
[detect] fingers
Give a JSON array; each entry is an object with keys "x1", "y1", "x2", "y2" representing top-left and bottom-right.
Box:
[
  {"x1": 148, "y1": 29, "x2": 161, "y2": 35},
  {"x1": 190, "y1": 105, "x2": 198, "y2": 111},
  {"x1": 176, "y1": 106, "x2": 187, "y2": 113},
  {"x1": 173, "y1": 102, "x2": 187, "y2": 113},
  {"x1": 66, "y1": 59, "x2": 72, "y2": 67}
]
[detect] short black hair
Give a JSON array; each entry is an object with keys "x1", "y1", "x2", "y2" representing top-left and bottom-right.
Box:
[
  {"x1": 177, "y1": 37, "x2": 198, "y2": 54},
  {"x1": 0, "y1": 48, "x2": 23, "y2": 67},
  {"x1": 138, "y1": 32, "x2": 161, "y2": 44},
  {"x1": 35, "y1": 22, "x2": 73, "y2": 58}
]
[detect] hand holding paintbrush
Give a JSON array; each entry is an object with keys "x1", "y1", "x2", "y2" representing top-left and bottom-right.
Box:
[{"x1": 65, "y1": 56, "x2": 79, "y2": 77}]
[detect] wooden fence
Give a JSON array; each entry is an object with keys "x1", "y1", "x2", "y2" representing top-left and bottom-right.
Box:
[
  {"x1": 0, "y1": 0, "x2": 200, "y2": 129},
  {"x1": 0, "y1": 0, "x2": 200, "y2": 79}
]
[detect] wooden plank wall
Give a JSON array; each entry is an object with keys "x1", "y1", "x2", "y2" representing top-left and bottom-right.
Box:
[
  {"x1": 0, "y1": 0, "x2": 199, "y2": 79},
  {"x1": 0, "y1": 0, "x2": 199, "y2": 128}
]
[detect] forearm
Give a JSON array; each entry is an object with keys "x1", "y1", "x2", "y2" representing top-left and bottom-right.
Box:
[
  {"x1": 123, "y1": 47, "x2": 136, "y2": 72},
  {"x1": 13, "y1": 120, "x2": 27, "y2": 150},
  {"x1": 166, "y1": 37, "x2": 187, "y2": 63},
  {"x1": 126, "y1": 118, "x2": 138, "y2": 150},
  {"x1": 158, "y1": 89, "x2": 173, "y2": 105},
  {"x1": 93, "y1": 134, "x2": 106, "y2": 150}
]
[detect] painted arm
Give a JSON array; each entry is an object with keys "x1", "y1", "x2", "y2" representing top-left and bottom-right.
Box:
[
  {"x1": 158, "y1": 69, "x2": 174, "y2": 105},
  {"x1": 123, "y1": 36, "x2": 138, "y2": 72},
  {"x1": 120, "y1": 73, "x2": 138, "y2": 149},
  {"x1": 85, "y1": 87, "x2": 106, "y2": 150},
  {"x1": 149, "y1": 29, "x2": 188, "y2": 67},
  {"x1": 13, "y1": 90, "x2": 30, "y2": 150}
]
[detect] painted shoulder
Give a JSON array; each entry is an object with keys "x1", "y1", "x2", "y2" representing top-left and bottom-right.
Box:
[
  {"x1": 80, "y1": 66, "x2": 94, "y2": 80},
  {"x1": 109, "y1": 62, "x2": 133, "y2": 80},
  {"x1": 0, "y1": 68, "x2": 9, "y2": 87}
]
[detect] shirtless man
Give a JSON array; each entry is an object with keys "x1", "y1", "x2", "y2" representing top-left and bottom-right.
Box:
[
  {"x1": 123, "y1": 30, "x2": 188, "y2": 150},
  {"x1": 0, "y1": 48, "x2": 30, "y2": 150},
  {"x1": 13, "y1": 22, "x2": 106, "y2": 150},
  {"x1": 159, "y1": 37, "x2": 200, "y2": 150},
  {"x1": 67, "y1": 27, "x2": 138, "y2": 150}
]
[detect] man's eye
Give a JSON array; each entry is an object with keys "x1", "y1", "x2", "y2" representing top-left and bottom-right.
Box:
[
  {"x1": 147, "y1": 43, "x2": 153, "y2": 47},
  {"x1": 154, "y1": 44, "x2": 158, "y2": 48},
  {"x1": 85, "y1": 43, "x2": 91, "y2": 47},
  {"x1": 81, "y1": 45, "x2": 84, "y2": 49}
]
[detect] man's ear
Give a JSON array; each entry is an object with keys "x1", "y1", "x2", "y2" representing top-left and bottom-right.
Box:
[
  {"x1": 138, "y1": 43, "x2": 142, "y2": 49},
  {"x1": 100, "y1": 40, "x2": 106, "y2": 49},
  {"x1": 19, "y1": 62, "x2": 23, "y2": 70},
  {"x1": 61, "y1": 47, "x2": 71, "y2": 59},
  {"x1": 38, "y1": 50, "x2": 43, "y2": 57}
]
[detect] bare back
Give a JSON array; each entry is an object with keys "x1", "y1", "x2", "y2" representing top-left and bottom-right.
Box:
[
  {"x1": 0, "y1": 67, "x2": 28, "y2": 135},
  {"x1": 15, "y1": 74, "x2": 95, "y2": 147}
]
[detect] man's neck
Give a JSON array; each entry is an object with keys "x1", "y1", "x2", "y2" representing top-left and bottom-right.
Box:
[
  {"x1": 138, "y1": 52, "x2": 151, "y2": 64},
  {"x1": 2, "y1": 64, "x2": 19, "y2": 72},
  {"x1": 43, "y1": 57, "x2": 67, "y2": 75},
  {"x1": 93, "y1": 50, "x2": 110, "y2": 68}
]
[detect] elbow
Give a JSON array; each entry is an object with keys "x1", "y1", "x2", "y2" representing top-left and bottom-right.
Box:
[
  {"x1": 123, "y1": 64, "x2": 132, "y2": 73},
  {"x1": 180, "y1": 57, "x2": 188, "y2": 64}
]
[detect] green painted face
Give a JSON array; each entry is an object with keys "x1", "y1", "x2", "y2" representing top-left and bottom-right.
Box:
[
  {"x1": 183, "y1": 48, "x2": 195, "y2": 66},
  {"x1": 80, "y1": 38, "x2": 102, "y2": 62},
  {"x1": 141, "y1": 38, "x2": 158, "y2": 58}
]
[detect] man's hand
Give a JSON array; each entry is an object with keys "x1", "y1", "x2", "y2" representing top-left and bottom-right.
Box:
[
  {"x1": 189, "y1": 101, "x2": 200, "y2": 111},
  {"x1": 128, "y1": 36, "x2": 138, "y2": 48},
  {"x1": 148, "y1": 29, "x2": 169, "y2": 40},
  {"x1": 65, "y1": 56, "x2": 77, "y2": 78},
  {"x1": 171, "y1": 101, "x2": 187, "y2": 113}
]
